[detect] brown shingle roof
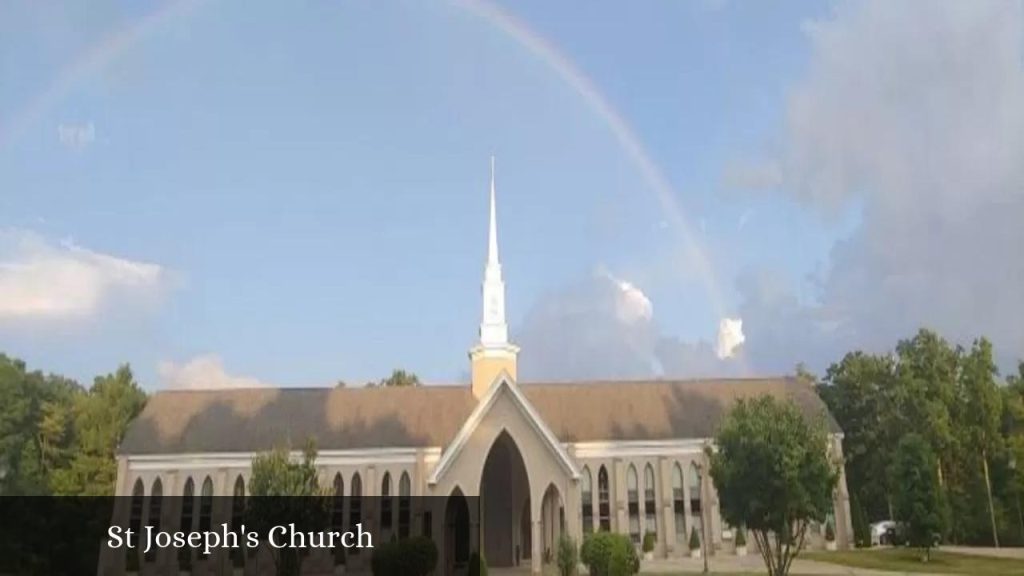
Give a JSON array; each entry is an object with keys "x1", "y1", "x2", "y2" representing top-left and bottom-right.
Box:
[{"x1": 118, "y1": 378, "x2": 839, "y2": 455}]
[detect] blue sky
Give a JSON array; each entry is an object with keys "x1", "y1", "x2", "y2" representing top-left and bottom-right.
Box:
[{"x1": 3, "y1": 1, "x2": 1020, "y2": 388}]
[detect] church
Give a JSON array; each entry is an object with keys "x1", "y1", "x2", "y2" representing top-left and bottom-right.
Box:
[{"x1": 112, "y1": 164, "x2": 852, "y2": 575}]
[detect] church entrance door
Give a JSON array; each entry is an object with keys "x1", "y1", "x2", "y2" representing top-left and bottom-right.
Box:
[{"x1": 481, "y1": 430, "x2": 530, "y2": 567}]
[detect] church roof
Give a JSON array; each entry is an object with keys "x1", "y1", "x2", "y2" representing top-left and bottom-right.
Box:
[{"x1": 119, "y1": 378, "x2": 839, "y2": 455}]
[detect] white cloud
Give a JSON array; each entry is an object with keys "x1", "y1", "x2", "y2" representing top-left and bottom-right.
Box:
[
  {"x1": 0, "y1": 230, "x2": 166, "y2": 321},
  {"x1": 716, "y1": 318, "x2": 745, "y2": 359},
  {"x1": 517, "y1": 269, "x2": 744, "y2": 380},
  {"x1": 601, "y1": 269, "x2": 653, "y2": 324},
  {"x1": 729, "y1": 0, "x2": 1024, "y2": 372},
  {"x1": 57, "y1": 122, "x2": 96, "y2": 148},
  {"x1": 158, "y1": 354, "x2": 269, "y2": 390}
]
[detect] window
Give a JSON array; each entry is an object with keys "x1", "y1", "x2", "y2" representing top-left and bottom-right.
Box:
[
  {"x1": 199, "y1": 477, "x2": 214, "y2": 532},
  {"x1": 398, "y1": 472, "x2": 411, "y2": 539},
  {"x1": 688, "y1": 463, "x2": 702, "y2": 537},
  {"x1": 672, "y1": 463, "x2": 686, "y2": 545},
  {"x1": 179, "y1": 478, "x2": 195, "y2": 570},
  {"x1": 644, "y1": 464, "x2": 657, "y2": 540},
  {"x1": 332, "y1": 474, "x2": 345, "y2": 566},
  {"x1": 350, "y1": 473, "x2": 362, "y2": 555},
  {"x1": 581, "y1": 466, "x2": 593, "y2": 534},
  {"x1": 598, "y1": 466, "x2": 611, "y2": 531},
  {"x1": 146, "y1": 478, "x2": 163, "y2": 563},
  {"x1": 627, "y1": 465, "x2": 640, "y2": 544},
  {"x1": 128, "y1": 480, "x2": 144, "y2": 572},
  {"x1": 230, "y1": 476, "x2": 246, "y2": 568},
  {"x1": 381, "y1": 472, "x2": 393, "y2": 531}
]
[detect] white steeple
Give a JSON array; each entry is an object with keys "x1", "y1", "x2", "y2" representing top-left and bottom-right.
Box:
[{"x1": 479, "y1": 156, "x2": 509, "y2": 347}]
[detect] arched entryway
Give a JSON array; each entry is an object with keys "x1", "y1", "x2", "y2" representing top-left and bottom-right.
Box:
[
  {"x1": 540, "y1": 483, "x2": 563, "y2": 564},
  {"x1": 481, "y1": 430, "x2": 530, "y2": 567},
  {"x1": 445, "y1": 488, "x2": 471, "y2": 575}
]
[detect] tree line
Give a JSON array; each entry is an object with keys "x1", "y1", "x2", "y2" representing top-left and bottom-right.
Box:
[
  {"x1": 0, "y1": 354, "x2": 147, "y2": 496},
  {"x1": 0, "y1": 353, "x2": 424, "y2": 496},
  {"x1": 813, "y1": 328, "x2": 1024, "y2": 547}
]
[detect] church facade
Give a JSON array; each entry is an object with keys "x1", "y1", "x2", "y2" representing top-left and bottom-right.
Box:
[{"x1": 113, "y1": 165, "x2": 853, "y2": 575}]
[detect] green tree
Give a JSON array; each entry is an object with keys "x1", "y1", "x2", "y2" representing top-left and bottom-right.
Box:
[
  {"x1": 890, "y1": 434, "x2": 948, "y2": 561},
  {"x1": 52, "y1": 365, "x2": 146, "y2": 495},
  {"x1": 818, "y1": 351, "x2": 898, "y2": 522},
  {"x1": 0, "y1": 355, "x2": 84, "y2": 495},
  {"x1": 709, "y1": 396, "x2": 838, "y2": 576},
  {"x1": 247, "y1": 441, "x2": 329, "y2": 576},
  {"x1": 369, "y1": 369, "x2": 421, "y2": 388},
  {"x1": 557, "y1": 534, "x2": 577, "y2": 576},
  {"x1": 958, "y1": 338, "x2": 1003, "y2": 546}
]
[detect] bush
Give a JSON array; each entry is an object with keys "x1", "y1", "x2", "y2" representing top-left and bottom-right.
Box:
[
  {"x1": 689, "y1": 527, "x2": 701, "y2": 551},
  {"x1": 467, "y1": 551, "x2": 487, "y2": 576},
  {"x1": 735, "y1": 526, "x2": 746, "y2": 547},
  {"x1": 370, "y1": 536, "x2": 438, "y2": 576},
  {"x1": 557, "y1": 534, "x2": 578, "y2": 576},
  {"x1": 825, "y1": 521, "x2": 836, "y2": 542},
  {"x1": 580, "y1": 532, "x2": 638, "y2": 576},
  {"x1": 642, "y1": 531, "x2": 655, "y2": 553}
]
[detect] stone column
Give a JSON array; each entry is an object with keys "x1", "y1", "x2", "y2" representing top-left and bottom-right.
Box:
[
  {"x1": 613, "y1": 459, "x2": 627, "y2": 534},
  {"x1": 658, "y1": 457, "x2": 674, "y2": 556},
  {"x1": 531, "y1": 519, "x2": 542, "y2": 575}
]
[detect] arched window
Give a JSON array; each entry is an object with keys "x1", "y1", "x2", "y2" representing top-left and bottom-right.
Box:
[
  {"x1": 672, "y1": 463, "x2": 686, "y2": 545},
  {"x1": 231, "y1": 476, "x2": 246, "y2": 568},
  {"x1": 689, "y1": 462, "x2": 703, "y2": 537},
  {"x1": 332, "y1": 474, "x2": 346, "y2": 566},
  {"x1": 146, "y1": 478, "x2": 163, "y2": 562},
  {"x1": 644, "y1": 464, "x2": 657, "y2": 540},
  {"x1": 179, "y1": 478, "x2": 195, "y2": 570},
  {"x1": 381, "y1": 472, "x2": 393, "y2": 531},
  {"x1": 128, "y1": 479, "x2": 144, "y2": 572},
  {"x1": 581, "y1": 466, "x2": 594, "y2": 534},
  {"x1": 627, "y1": 465, "x2": 640, "y2": 544},
  {"x1": 350, "y1": 473, "x2": 362, "y2": 556},
  {"x1": 199, "y1": 476, "x2": 214, "y2": 532},
  {"x1": 598, "y1": 466, "x2": 611, "y2": 532},
  {"x1": 398, "y1": 472, "x2": 411, "y2": 539}
]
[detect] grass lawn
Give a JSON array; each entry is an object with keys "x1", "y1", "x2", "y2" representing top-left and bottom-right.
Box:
[{"x1": 803, "y1": 547, "x2": 1024, "y2": 574}]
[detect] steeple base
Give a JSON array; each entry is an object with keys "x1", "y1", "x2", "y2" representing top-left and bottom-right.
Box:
[{"x1": 469, "y1": 343, "x2": 519, "y2": 399}]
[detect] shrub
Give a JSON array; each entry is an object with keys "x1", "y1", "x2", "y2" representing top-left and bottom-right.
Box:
[
  {"x1": 735, "y1": 526, "x2": 746, "y2": 547},
  {"x1": 467, "y1": 551, "x2": 488, "y2": 576},
  {"x1": 580, "y1": 532, "x2": 637, "y2": 576},
  {"x1": 642, "y1": 531, "x2": 655, "y2": 553},
  {"x1": 825, "y1": 521, "x2": 836, "y2": 542},
  {"x1": 557, "y1": 534, "x2": 578, "y2": 576},
  {"x1": 689, "y1": 527, "x2": 701, "y2": 551},
  {"x1": 371, "y1": 536, "x2": 438, "y2": 576}
]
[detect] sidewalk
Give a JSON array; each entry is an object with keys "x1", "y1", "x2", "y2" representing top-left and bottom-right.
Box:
[{"x1": 640, "y1": 555, "x2": 952, "y2": 576}]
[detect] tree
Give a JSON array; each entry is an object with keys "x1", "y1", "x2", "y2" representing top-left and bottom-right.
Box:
[
  {"x1": 890, "y1": 434, "x2": 948, "y2": 561},
  {"x1": 818, "y1": 351, "x2": 898, "y2": 522},
  {"x1": 369, "y1": 369, "x2": 421, "y2": 388},
  {"x1": 247, "y1": 441, "x2": 329, "y2": 576},
  {"x1": 958, "y1": 337, "x2": 1003, "y2": 546},
  {"x1": 709, "y1": 396, "x2": 839, "y2": 576},
  {"x1": 0, "y1": 355, "x2": 84, "y2": 495},
  {"x1": 51, "y1": 365, "x2": 146, "y2": 495},
  {"x1": 557, "y1": 534, "x2": 577, "y2": 576}
]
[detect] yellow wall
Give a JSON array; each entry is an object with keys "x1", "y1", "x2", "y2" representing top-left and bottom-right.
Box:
[{"x1": 471, "y1": 354, "x2": 517, "y2": 398}]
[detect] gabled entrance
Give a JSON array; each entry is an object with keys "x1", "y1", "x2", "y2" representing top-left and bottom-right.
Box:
[
  {"x1": 481, "y1": 430, "x2": 529, "y2": 567},
  {"x1": 429, "y1": 375, "x2": 580, "y2": 575}
]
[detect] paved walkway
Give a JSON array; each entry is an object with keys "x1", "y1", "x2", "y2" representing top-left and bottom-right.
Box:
[{"x1": 641, "y1": 556, "x2": 951, "y2": 575}]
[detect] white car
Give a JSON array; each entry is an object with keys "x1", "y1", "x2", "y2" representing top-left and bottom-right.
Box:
[{"x1": 870, "y1": 520, "x2": 896, "y2": 546}]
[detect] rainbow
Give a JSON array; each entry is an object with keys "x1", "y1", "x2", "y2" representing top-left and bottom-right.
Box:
[{"x1": 2, "y1": 0, "x2": 740, "y2": 372}]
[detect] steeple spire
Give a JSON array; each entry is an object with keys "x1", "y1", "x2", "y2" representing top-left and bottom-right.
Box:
[
  {"x1": 480, "y1": 156, "x2": 508, "y2": 346},
  {"x1": 488, "y1": 156, "x2": 499, "y2": 266},
  {"x1": 470, "y1": 157, "x2": 519, "y2": 399}
]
